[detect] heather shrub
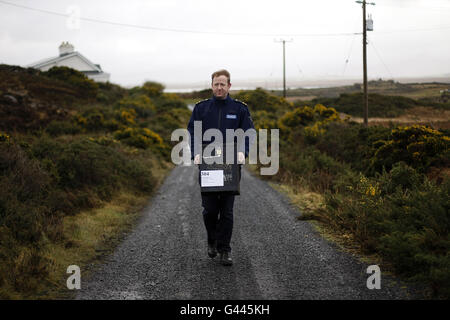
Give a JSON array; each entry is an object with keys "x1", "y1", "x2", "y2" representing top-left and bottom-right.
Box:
[
  {"x1": 45, "y1": 120, "x2": 82, "y2": 136},
  {"x1": 313, "y1": 92, "x2": 419, "y2": 117},
  {"x1": 44, "y1": 66, "x2": 98, "y2": 99},
  {"x1": 153, "y1": 93, "x2": 187, "y2": 111}
]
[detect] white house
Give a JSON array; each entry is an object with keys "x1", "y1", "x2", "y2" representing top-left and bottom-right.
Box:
[{"x1": 28, "y1": 42, "x2": 110, "y2": 82}]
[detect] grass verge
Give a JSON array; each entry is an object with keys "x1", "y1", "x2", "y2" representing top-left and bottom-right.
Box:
[
  {"x1": 247, "y1": 164, "x2": 385, "y2": 267},
  {"x1": 269, "y1": 180, "x2": 424, "y2": 297},
  {"x1": 20, "y1": 191, "x2": 153, "y2": 299}
]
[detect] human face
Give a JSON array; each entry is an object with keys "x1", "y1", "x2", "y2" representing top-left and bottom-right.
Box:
[{"x1": 212, "y1": 75, "x2": 231, "y2": 99}]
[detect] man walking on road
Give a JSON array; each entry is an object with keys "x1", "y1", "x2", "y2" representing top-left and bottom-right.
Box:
[{"x1": 187, "y1": 69, "x2": 255, "y2": 266}]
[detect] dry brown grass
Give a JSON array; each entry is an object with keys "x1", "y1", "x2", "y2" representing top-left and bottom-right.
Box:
[
  {"x1": 269, "y1": 181, "x2": 385, "y2": 267},
  {"x1": 348, "y1": 106, "x2": 450, "y2": 130},
  {"x1": 285, "y1": 95, "x2": 317, "y2": 102}
]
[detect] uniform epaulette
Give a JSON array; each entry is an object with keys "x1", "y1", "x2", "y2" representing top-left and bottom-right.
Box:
[
  {"x1": 195, "y1": 98, "x2": 210, "y2": 105},
  {"x1": 234, "y1": 99, "x2": 248, "y2": 107}
]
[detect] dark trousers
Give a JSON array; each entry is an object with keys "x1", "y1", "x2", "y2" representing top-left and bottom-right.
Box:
[{"x1": 201, "y1": 192, "x2": 235, "y2": 253}]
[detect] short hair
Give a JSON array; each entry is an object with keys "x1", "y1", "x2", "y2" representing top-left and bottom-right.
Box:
[{"x1": 211, "y1": 69, "x2": 230, "y2": 84}]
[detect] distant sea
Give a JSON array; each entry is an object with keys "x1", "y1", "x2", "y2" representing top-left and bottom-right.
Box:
[{"x1": 163, "y1": 76, "x2": 450, "y2": 93}]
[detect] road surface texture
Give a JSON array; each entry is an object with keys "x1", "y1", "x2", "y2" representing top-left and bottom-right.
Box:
[{"x1": 76, "y1": 164, "x2": 416, "y2": 300}]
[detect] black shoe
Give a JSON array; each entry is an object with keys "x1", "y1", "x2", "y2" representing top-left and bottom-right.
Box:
[
  {"x1": 219, "y1": 252, "x2": 233, "y2": 266},
  {"x1": 208, "y1": 242, "x2": 217, "y2": 258}
]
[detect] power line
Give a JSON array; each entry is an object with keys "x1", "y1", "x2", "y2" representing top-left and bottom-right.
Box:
[
  {"x1": 342, "y1": 13, "x2": 362, "y2": 76},
  {"x1": 342, "y1": 33, "x2": 358, "y2": 76},
  {"x1": 376, "y1": 2, "x2": 450, "y2": 12},
  {"x1": 3, "y1": 0, "x2": 449, "y2": 38},
  {"x1": 0, "y1": 0, "x2": 359, "y2": 38},
  {"x1": 369, "y1": 39, "x2": 394, "y2": 80},
  {"x1": 375, "y1": 26, "x2": 450, "y2": 34}
]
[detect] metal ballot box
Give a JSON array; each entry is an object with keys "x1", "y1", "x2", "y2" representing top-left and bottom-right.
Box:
[{"x1": 198, "y1": 143, "x2": 241, "y2": 195}]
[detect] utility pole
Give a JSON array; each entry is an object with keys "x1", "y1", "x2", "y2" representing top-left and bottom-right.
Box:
[
  {"x1": 356, "y1": 0, "x2": 375, "y2": 127},
  {"x1": 275, "y1": 38, "x2": 292, "y2": 98}
]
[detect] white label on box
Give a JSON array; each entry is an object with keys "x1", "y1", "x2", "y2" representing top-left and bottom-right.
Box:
[{"x1": 200, "y1": 170, "x2": 224, "y2": 187}]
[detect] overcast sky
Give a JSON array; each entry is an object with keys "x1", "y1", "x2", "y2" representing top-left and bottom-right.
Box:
[{"x1": 1, "y1": 0, "x2": 449, "y2": 89}]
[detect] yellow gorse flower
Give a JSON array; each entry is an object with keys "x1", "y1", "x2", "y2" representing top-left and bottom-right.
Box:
[
  {"x1": 0, "y1": 132, "x2": 10, "y2": 143},
  {"x1": 366, "y1": 185, "x2": 377, "y2": 197},
  {"x1": 121, "y1": 109, "x2": 136, "y2": 124}
]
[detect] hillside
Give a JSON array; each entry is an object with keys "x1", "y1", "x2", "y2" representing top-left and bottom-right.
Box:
[{"x1": 279, "y1": 79, "x2": 450, "y2": 100}]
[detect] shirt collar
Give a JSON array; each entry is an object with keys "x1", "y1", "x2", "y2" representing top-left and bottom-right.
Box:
[{"x1": 212, "y1": 94, "x2": 232, "y2": 104}]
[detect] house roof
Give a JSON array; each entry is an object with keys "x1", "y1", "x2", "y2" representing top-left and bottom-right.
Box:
[{"x1": 28, "y1": 51, "x2": 103, "y2": 73}]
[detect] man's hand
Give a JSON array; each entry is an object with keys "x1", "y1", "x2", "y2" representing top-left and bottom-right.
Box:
[
  {"x1": 238, "y1": 152, "x2": 245, "y2": 164},
  {"x1": 195, "y1": 153, "x2": 244, "y2": 164}
]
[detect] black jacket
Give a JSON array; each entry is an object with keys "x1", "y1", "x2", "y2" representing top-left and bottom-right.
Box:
[{"x1": 187, "y1": 94, "x2": 255, "y2": 159}]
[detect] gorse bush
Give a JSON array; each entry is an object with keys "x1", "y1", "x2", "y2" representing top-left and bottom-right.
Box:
[
  {"x1": 114, "y1": 127, "x2": 165, "y2": 151},
  {"x1": 380, "y1": 161, "x2": 423, "y2": 193},
  {"x1": 279, "y1": 104, "x2": 340, "y2": 129},
  {"x1": 148, "y1": 107, "x2": 192, "y2": 143},
  {"x1": 251, "y1": 110, "x2": 278, "y2": 130},
  {"x1": 119, "y1": 108, "x2": 137, "y2": 125},
  {"x1": 234, "y1": 87, "x2": 293, "y2": 115},
  {"x1": 372, "y1": 125, "x2": 450, "y2": 173},
  {"x1": 117, "y1": 95, "x2": 156, "y2": 118},
  {"x1": 30, "y1": 135, "x2": 157, "y2": 196},
  {"x1": 278, "y1": 104, "x2": 341, "y2": 143},
  {"x1": 279, "y1": 106, "x2": 315, "y2": 128},
  {"x1": 324, "y1": 164, "x2": 450, "y2": 297},
  {"x1": 142, "y1": 81, "x2": 165, "y2": 97},
  {"x1": 313, "y1": 123, "x2": 391, "y2": 175},
  {"x1": 76, "y1": 108, "x2": 105, "y2": 131},
  {"x1": 154, "y1": 93, "x2": 188, "y2": 111},
  {"x1": 128, "y1": 81, "x2": 165, "y2": 98},
  {"x1": 0, "y1": 132, "x2": 10, "y2": 143},
  {"x1": 39, "y1": 77, "x2": 191, "y2": 156},
  {"x1": 96, "y1": 81, "x2": 127, "y2": 104}
]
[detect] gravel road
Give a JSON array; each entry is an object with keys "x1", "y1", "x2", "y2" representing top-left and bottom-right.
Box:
[{"x1": 76, "y1": 164, "x2": 415, "y2": 300}]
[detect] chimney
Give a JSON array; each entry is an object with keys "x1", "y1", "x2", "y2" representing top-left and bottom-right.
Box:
[{"x1": 59, "y1": 41, "x2": 74, "y2": 56}]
